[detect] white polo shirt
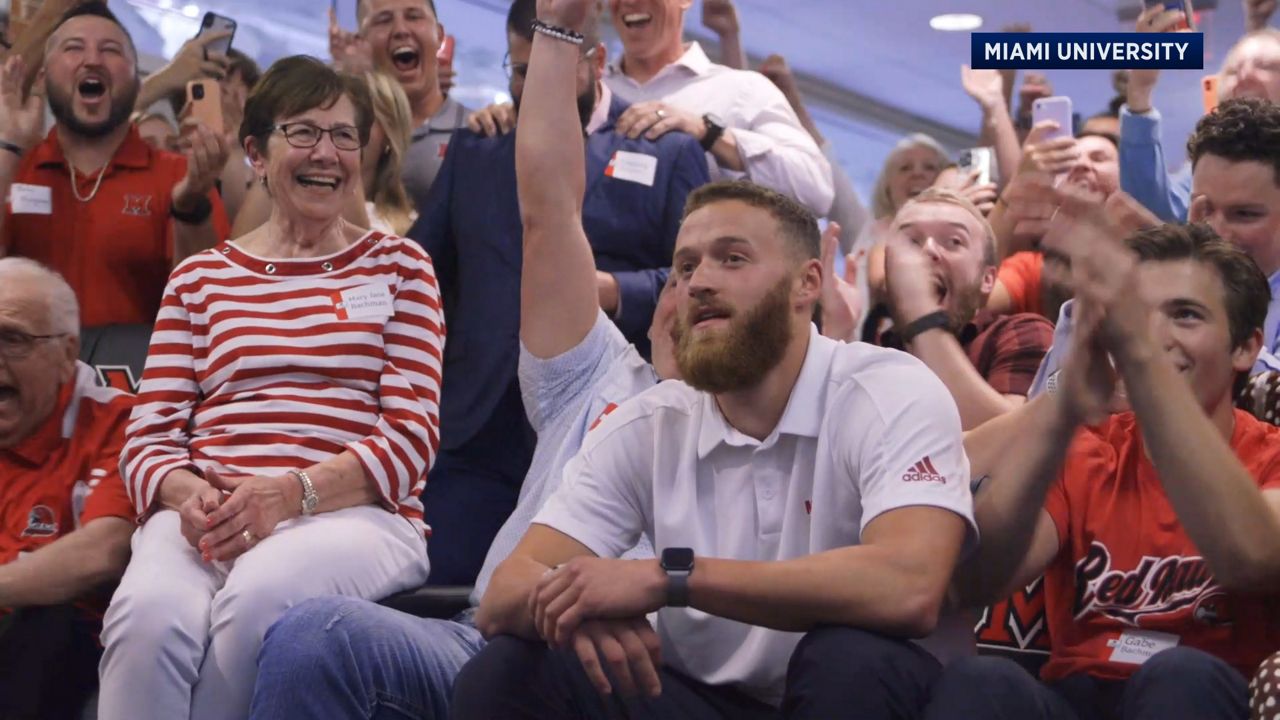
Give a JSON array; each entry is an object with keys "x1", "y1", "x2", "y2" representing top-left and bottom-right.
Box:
[
  {"x1": 534, "y1": 325, "x2": 978, "y2": 706},
  {"x1": 603, "y1": 42, "x2": 834, "y2": 216}
]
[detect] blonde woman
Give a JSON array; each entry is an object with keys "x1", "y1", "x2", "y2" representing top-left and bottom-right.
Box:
[
  {"x1": 361, "y1": 71, "x2": 416, "y2": 235},
  {"x1": 229, "y1": 72, "x2": 417, "y2": 237}
]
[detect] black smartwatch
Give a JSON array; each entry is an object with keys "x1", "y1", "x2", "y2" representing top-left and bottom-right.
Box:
[
  {"x1": 899, "y1": 309, "x2": 952, "y2": 344},
  {"x1": 660, "y1": 547, "x2": 695, "y2": 607},
  {"x1": 170, "y1": 194, "x2": 214, "y2": 225},
  {"x1": 700, "y1": 113, "x2": 726, "y2": 152}
]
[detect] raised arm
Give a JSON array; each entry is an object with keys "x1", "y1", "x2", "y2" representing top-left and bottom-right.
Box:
[
  {"x1": 961, "y1": 65, "x2": 1021, "y2": 191},
  {"x1": 883, "y1": 232, "x2": 1032, "y2": 429},
  {"x1": 0, "y1": 56, "x2": 46, "y2": 251},
  {"x1": 701, "y1": 0, "x2": 748, "y2": 70},
  {"x1": 1, "y1": 0, "x2": 83, "y2": 75},
  {"x1": 516, "y1": 12, "x2": 603, "y2": 360},
  {"x1": 949, "y1": 297, "x2": 1120, "y2": 607},
  {"x1": 1119, "y1": 4, "x2": 1191, "y2": 222}
]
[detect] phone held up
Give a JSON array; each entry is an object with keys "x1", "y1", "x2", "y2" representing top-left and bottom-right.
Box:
[
  {"x1": 1145, "y1": 0, "x2": 1195, "y2": 32},
  {"x1": 958, "y1": 147, "x2": 995, "y2": 187},
  {"x1": 1032, "y1": 96, "x2": 1074, "y2": 142},
  {"x1": 196, "y1": 11, "x2": 237, "y2": 58},
  {"x1": 186, "y1": 80, "x2": 224, "y2": 136}
]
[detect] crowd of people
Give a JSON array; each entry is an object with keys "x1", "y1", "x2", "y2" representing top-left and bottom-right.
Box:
[{"x1": 1, "y1": 0, "x2": 1280, "y2": 718}]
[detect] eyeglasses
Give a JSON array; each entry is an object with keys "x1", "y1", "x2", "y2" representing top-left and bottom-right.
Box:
[
  {"x1": 503, "y1": 46, "x2": 598, "y2": 81},
  {"x1": 271, "y1": 123, "x2": 366, "y2": 151},
  {"x1": 0, "y1": 329, "x2": 66, "y2": 360}
]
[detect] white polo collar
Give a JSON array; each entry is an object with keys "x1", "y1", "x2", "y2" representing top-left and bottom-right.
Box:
[{"x1": 696, "y1": 324, "x2": 832, "y2": 459}]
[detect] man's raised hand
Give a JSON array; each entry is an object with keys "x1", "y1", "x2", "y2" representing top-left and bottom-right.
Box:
[{"x1": 0, "y1": 56, "x2": 45, "y2": 151}]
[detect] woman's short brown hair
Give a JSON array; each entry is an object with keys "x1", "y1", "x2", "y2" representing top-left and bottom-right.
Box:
[{"x1": 239, "y1": 55, "x2": 373, "y2": 154}]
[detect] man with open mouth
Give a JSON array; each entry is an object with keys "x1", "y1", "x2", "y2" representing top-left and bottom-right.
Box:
[
  {"x1": 0, "y1": 2, "x2": 231, "y2": 328},
  {"x1": 356, "y1": 0, "x2": 468, "y2": 207},
  {"x1": 879, "y1": 187, "x2": 1054, "y2": 432},
  {"x1": 601, "y1": 0, "x2": 834, "y2": 217},
  {"x1": 0, "y1": 257, "x2": 136, "y2": 720}
]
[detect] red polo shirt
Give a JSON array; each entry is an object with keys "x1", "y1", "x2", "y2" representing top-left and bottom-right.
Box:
[
  {"x1": 0, "y1": 362, "x2": 135, "y2": 573},
  {"x1": 2, "y1": 127, "x2": 230, "y2": 326}
]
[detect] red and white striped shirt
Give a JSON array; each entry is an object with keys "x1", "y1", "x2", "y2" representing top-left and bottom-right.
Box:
[{"x1": 121, "y1": 231, "x2": 444, "y2": 537}]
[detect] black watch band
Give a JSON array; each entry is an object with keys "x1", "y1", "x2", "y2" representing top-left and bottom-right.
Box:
[
  {"x1": 660, "y1": 547, "x2": 695, "y2": 608},
  {"x1": 899, "y1": 310, "x2": 952, "y2": 344},
  {"x1": 700, "y1": 114, "x2": 725, "y2": 152},
  {"x1": 0, "y1": 139, "x2": 24, "y2": 158},
  {"x1": 170, "y1": 194, "x2": 213, "y2": 225}
]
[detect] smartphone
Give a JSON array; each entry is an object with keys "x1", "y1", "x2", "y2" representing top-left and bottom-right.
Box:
[
  {"x1": 1145, "y1": 0, "x2": 1194, "y2": 31},
  {"x1": 958, "y1": 147, "x2": 995, "y2": 186},
  {"x1": 196, "y1": 12, "x2": 236, "y2": 57},
  {"x1": 1032, "y1": 96, "x2": 1074, "y2": 142},
  {"x1": 437, "y1": 34, "x2": 455, "y2": 65},
  {"x1": 1202, "y1": 75, "x2": 1219, "y2": 114},
  {"x1": 186, "y1": 80, "x2": 223, "y2": 135}
]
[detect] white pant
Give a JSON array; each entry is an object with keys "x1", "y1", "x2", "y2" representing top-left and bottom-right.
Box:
[{"x1": 96, "y1": 506, "x2": 429, "y2": 720}]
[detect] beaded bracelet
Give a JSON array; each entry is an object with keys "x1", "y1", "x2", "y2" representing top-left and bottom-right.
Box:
[{"x1": 531, "y1": 18, "x2": 585, "y2": 45}]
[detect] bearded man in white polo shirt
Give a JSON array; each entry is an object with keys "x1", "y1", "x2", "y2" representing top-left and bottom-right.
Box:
[{"x1": 451, "y1": 12, "x2": 975, "y2": 720}]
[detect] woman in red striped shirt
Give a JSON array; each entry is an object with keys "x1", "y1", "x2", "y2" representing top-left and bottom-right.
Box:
[{"x1": 97, "y1": 56, "x2": 444, "y2": 720}]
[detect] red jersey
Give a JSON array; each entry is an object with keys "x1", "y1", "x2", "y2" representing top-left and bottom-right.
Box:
[
  {"x1": 1041, "y1": 409, "x2": 1280, "y2": 681},
  {"x1": 2, "y1": 127, "x2": 230, "y2": 326},
  {"x1": 997, "y1": 251, "x2": 1045, "y2": 318},
  {"x1": 0, "y1": 362, "x2": 136, "y2": 614}
]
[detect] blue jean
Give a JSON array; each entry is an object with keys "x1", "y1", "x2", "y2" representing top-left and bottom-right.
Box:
[
  {"x1": 248, "y1": 597, "x2": 486, "y2": 720},
  {"x1": 922, "y1": 647, "x2": 1249, "y2": 720}
]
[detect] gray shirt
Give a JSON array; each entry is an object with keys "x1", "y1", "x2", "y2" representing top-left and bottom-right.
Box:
[
  {"x1": 471, "y1": 311, "x2": 659, "y2": 603},
  {"x1": 401, "y1": 96, "x2": 469, "y2": 209}
]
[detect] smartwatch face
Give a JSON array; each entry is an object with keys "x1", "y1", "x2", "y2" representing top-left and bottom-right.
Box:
[{"x1": 662, "y1": 547, "x2": 694, "y2": 570}]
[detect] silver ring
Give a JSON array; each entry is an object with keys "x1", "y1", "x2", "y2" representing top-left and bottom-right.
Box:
[
  {"x1": 242, "y1": 529, "x2": 255, "y2": 545},
  {"x1": 655, "y1": 109, "x2": 667, "y2": 120}
]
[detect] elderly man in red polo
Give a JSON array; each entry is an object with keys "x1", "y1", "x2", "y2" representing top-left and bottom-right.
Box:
[{"x1": 0, "y1": 257, "x2": 135, "y2": 720}]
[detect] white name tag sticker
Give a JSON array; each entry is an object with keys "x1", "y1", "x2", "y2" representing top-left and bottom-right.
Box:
[
  {"x1": 333, "y1": 284, "x2": 393, "y2": 320},
  {"x1": 9, "y1": 183, "x2": 52, "y2": 215},
  {"x1": 1107, "y1": 629, "x2": 1180, "y2": 665},
  {"x1": 606, "y1": 151, "x2": 657, "y2": 187}
]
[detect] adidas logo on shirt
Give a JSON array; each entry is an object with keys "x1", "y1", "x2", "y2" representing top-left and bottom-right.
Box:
[{"x1": 902, "y1": 456, "x2": 946, "y2": 483}]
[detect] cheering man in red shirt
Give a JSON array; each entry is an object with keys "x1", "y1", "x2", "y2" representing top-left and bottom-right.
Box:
[
  {"x1": 934, "y1": 200, "x2": 1280, "y2": 718},
  {"x1": 0, "y1": 257, "x2": 136, "y2": 720},
  {"x1": 0, "y1": 2, "x2": 230, "y2": 326}
]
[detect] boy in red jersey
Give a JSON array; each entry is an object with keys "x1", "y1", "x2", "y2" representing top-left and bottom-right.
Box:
[{"x1": 933, "y1": 203, "x2": 1280, "y2": 719}]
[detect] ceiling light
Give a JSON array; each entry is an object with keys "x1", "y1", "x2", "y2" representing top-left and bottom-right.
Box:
[
  {"x1": 181, "y1": 3, "x2": 200, "y2": 18},
  {"x1": 930, "y1": 13, "x2": 983, "y2": 32}
]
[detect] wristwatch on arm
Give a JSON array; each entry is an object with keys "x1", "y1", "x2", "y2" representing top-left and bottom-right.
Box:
[
  {"x1": 660, "y1": 547, "x2": 695, "y2": 607},
  {"x1": 700, "y1": 113, "x2": 726, "y2": 152},
  {"x1": 289, "y1": 470, "x2": 319, "y2": 516}
]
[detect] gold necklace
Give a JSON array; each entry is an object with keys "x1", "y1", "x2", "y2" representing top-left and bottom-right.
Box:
[{"x1": 69, "y1": 162, "x2": 109, "y2": 203}]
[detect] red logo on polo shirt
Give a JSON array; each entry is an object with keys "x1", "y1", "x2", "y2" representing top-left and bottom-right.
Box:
[
  {"x1": 903, "y1": 456, "x2": 945, "y2": 483},
  {"x1": 21, "y1": 505, "x2": 58, "y2": 537},
  {"x1": 589, "y1": 403, "x2": 620, "y2": 432},
  {"x1": 438, "y1": 142, "x2": 449, "y2": 159}
]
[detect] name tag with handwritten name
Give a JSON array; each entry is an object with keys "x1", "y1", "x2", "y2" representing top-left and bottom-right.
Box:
[
  {"x1": 333, "y1": 284, "x2": 393, "y2": 321},
  {"x1": 10, "y1": 183, "x2": 52, "y2": 215}
]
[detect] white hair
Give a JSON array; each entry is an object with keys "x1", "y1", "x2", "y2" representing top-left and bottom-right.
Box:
[{"x1": 0, "y1": 258, "x2": 80, "y2": 338}]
